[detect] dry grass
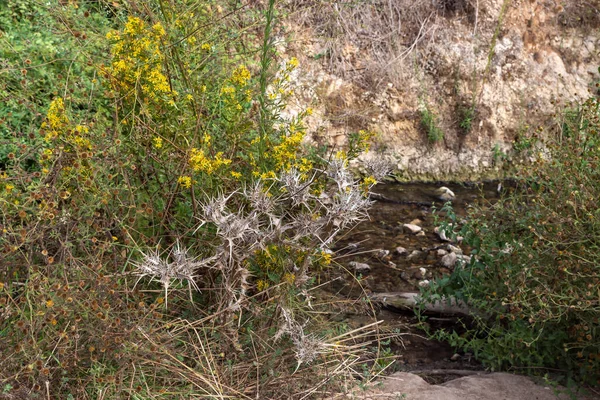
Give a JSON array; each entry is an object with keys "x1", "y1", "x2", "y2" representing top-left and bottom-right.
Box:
[{"x1": 284, "y1": 0, "x2": 477, "y2": 91}]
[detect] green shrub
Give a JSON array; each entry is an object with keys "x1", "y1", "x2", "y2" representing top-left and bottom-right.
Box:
[
  {"x1": 420, "y1": 105, "x2": 444, "y2": 143},
  {"x1": 0, "y1": 1, "x2": 388, "y2": 397},
  {"x1": 458, "y1": 104, "x2": 476, "y2": 135},
  {"x1": 421, "y1": 96, "x2": 600, "y2": 385}
]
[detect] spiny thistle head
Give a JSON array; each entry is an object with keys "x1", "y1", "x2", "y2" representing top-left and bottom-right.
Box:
[{"x1": 133, "y1": 242, "x2": 206, "y2": 307}]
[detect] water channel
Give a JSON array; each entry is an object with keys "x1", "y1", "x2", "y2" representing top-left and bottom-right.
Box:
[{"x1": 324, "y1": 181, "x2": 501, "y2": 380}]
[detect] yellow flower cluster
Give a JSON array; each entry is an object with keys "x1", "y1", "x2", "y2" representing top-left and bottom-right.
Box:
[
  {"x1": 106, "y1": 17, "x2": 172, "y2": 103},
  {"x1": 283, "y1": 272, "x2": 296, "y2": 285},
  {"x1": 286, "y1": 57, "x2": 299, "y2": 71},
  {"x1": 272, "y1": 131, "x2": 304, "y2": 171},
  {"x1": 177, "y1": 176, "x2": 193, "y2": 188},
  {"x1": 320, "y1": 251, "x2": 332, "y2": 266},
  {"x1": 256, "y1": 279, "x2": 270, "y2": 292},
  {"x1": 41, "y1": 98, "x2": 91, "y2": 150},
  {"x1": 231, "y1": 65, "x2": 251, "y2": 87},
  {"x1": 361, "y1": 175, "x2": 377, "y2": 195},
  {"x1": 356, "y1": 130, "x2": 374, "y2": 153},
  {"x1": 189, "y1": 148, "x2": 231, "y2": 174},
  {"x1": 42, "y1": 98, "x2": 69, "y2": 141}
]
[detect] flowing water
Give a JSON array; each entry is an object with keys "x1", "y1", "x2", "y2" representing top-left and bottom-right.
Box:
[{"x1": 332, "y1": 181, "x2": 500, "y2": 294}]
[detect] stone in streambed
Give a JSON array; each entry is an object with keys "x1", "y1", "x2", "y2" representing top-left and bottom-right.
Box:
[
  {"x1": 407, "y1": 250, "x2": 424, "y2": 262},
  {"x1": 447, "y1": 244, "x2": 463, "y2": 255},
  {"x1": 395, "y1": 246, "x2": 408, "y2": 256},
  {"x1": 403, "y1": 223, "x2": 422, "y2": 234},
  {"x1": 440, "y1": 252, "x2": 458, "y2": 268},
  {"x1": 434, "y1": 186, "x2": 455, "y2": 202},
  {"x1": 348, "y1": 261, "x2": 371, "y2": 272}
]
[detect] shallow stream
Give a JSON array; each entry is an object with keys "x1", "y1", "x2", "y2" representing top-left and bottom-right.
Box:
[{"x1": 326, "y1": 181, "x2": 500, "y2": 377}]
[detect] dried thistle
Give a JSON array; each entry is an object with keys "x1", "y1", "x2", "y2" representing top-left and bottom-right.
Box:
[{"x1": 133, "y1": 242, "x2": 209, "y2": 308}]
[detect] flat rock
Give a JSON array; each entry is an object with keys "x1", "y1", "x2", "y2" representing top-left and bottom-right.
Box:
[
  {"x1": 333, "y1": 372, "x2": 594, "y2": 400},
  {"x1": 403, "y1": 223, "x2": 422, "y2": 234}
]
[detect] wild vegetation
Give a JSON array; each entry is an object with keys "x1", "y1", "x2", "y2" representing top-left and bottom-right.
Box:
[
  {"x1": 2, "y1": 0, "x2": 599, "y2": 397},
  {"x1": 0, "y1": 1, "x2": 393, "y2": 398},
  {"x1": 422, "y1": 96, "x2": 600, "y2": 386}
]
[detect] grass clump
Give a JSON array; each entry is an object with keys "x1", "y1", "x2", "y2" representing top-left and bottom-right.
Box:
[
  {"x1": 420, "y1": 104, "x2": 444, "y2": 143},
  {"x1": 0, "y1": 1, "x2": 392, "y2": 397},
  {"x1": 421, "y1": 96, "x2": 600, "y2": 386}
]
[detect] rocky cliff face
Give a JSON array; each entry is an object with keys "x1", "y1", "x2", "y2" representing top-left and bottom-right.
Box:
[{"x1": 280, "y1": 0, "x2": 600, "y2": 180}]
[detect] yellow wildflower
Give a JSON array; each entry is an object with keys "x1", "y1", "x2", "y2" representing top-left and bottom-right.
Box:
[
  {"x1": 256, "y1": 279, "x2": 269, "y2": 291},
  {"x1": 189, "y1": 149, "x2": 231, "y2": 174},
  {"x1": 151, "y1": 23, "x2": 166, "y2": 37},
  {"x1": 124, "y1": 16, "x2": 145, "y2": 36},
  {"x1": 153, "y1": 137, "x2": 163, "y2": 149},
  {"x1": 231, "y1": 65, "x2": 251, "y2": 87},
  {"x1": 283, "y1": 273, "x2": 296, "y2": 285},
  {"x1": 177, "y1": 176, "x2": 193, "y2": 188},
  {"x1": 286, "y1": 57, "x2": 299, "y2": 70}
]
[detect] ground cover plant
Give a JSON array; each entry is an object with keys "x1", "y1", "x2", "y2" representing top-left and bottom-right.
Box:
[
  {"x1": 421, "y1": 96, "x2": 600, "y2": 387},
  {"x1": 0, "y1": 0, "x2": 392, "y2": 397}
]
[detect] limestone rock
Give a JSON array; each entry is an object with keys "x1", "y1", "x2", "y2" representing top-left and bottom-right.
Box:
[
  {"x1": 348, "y1": 261, "x2": 371, "y2": 272},
  {"x1": 403, "y1": 223, "x2": 422, "y2": 234},
  {"x1": 333, "y1": 371, "x2": 594, "y2": 400},
  {"x1": 435, "y1": 186, "x2": 456, "y2": 202},
  {"x1": 447, "y1": 244, "x2": 463, "y2": 255},
  {"x1": 440, "y1": 252, "x2": 458, "y2": 268},
  {"x1": 407, "y1": 250, "x2": 424, "y2": 262},
  {"x1": 395, "y1": 246, "x2": 408, "y2": 256}
]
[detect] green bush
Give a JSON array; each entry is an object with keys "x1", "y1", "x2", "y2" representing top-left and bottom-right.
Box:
[
  {"x1": 421, "y1": 96, "x2": 600, "y2": 385},
  {"x1": 420, "y1": 104, "x2": 444, "y2": 143}
]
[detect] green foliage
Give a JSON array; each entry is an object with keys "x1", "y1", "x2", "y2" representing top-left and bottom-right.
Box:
[
  {"x1": 512, "y1": 122, "x2": 538, "y2": 155},
  {"x1": 421, "y1": 97, "x2": 600, "y2": 385},
  {"x1": 0, "y1": 0, "x2": 111, "y2": 168},
  {"x1": 491, "y1": 143, "x2": 508, "y2": 165},
  {"x1": 458, "y1": 104, "x2": 476, "y2": 135},
  {"x1": 0, "y1": 0, "x2": 382, "y2": 398},
  {"x1": 420, "y1": 104, "x2": 444, "y2": 143}
]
